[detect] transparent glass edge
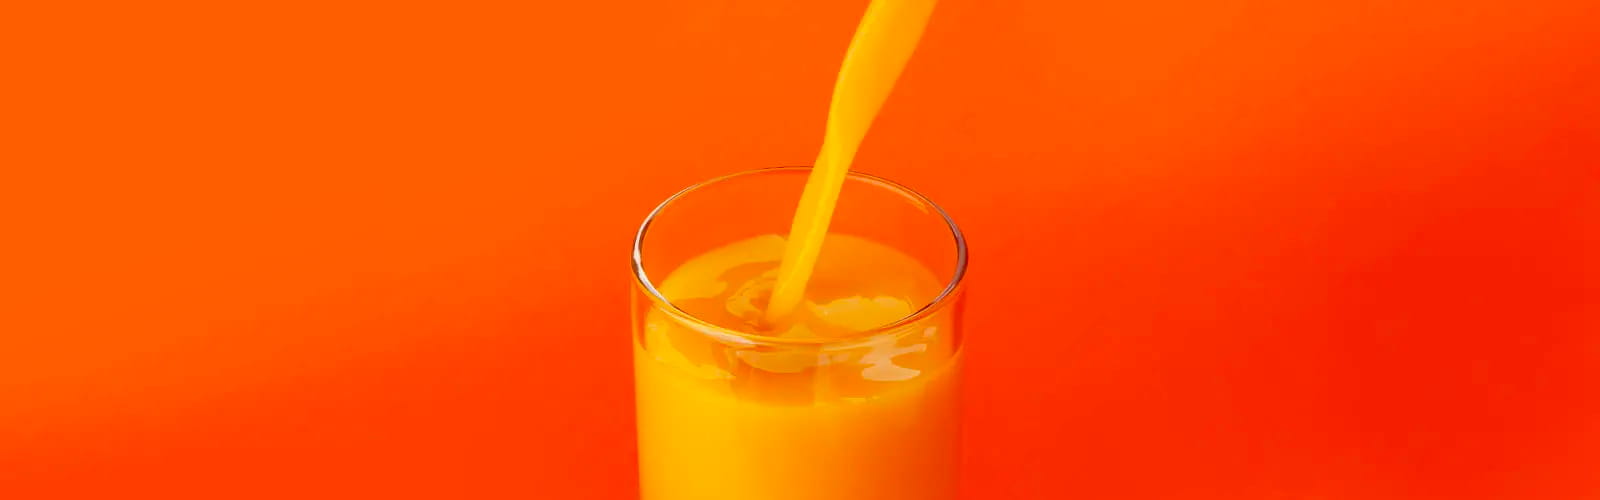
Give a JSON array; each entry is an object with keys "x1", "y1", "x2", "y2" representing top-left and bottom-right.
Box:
[{"x1": 630, "y1": 166, "x2": 969, "y2": 348}]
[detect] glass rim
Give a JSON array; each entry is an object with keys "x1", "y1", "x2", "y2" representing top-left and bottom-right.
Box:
[{"x1": 631, "y1": 166, "x2": 969, "y2": 347}]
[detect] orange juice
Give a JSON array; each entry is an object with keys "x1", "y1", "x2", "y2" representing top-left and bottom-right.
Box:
[
  {"x1": 633, "y1": 233, "x2": 961, "y2": 500},
  {"x1": 634, "y1": 0, "x2": 949, "y2": 496},
  {"x1": 766, "y1": 0, "x2": 939, "y2": 322}
]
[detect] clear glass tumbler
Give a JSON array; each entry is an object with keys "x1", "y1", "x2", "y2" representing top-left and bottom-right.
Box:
[{"x1": 631, "y1": 167, "x2": 967, "y2": 500}]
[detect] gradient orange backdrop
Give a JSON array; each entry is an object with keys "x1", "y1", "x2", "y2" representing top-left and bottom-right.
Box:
[{"x1": 3, "y1": 0, "x2": 1597, "y2": 498}]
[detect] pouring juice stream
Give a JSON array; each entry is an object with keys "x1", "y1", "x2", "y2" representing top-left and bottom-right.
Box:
[{"x1": 764, "y1": 0, "x2": 940, "y2": 324}]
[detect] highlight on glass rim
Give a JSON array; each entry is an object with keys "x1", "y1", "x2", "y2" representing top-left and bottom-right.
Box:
[{"x1": 6, "y1": 0, "x2": 1595, "y2": 498}]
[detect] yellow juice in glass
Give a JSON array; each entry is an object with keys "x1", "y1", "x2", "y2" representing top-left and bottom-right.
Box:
[{"x1": 633, "y1": 232, "x2": 962, "y2": 500}]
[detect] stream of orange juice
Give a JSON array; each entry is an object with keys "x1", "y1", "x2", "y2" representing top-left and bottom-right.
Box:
[
  {"x1": 634, "y1": 234, "x2": 959, "y2": 500},
  {"x1": 766, "y1": 0, "x2": 940, "y2": 323}
]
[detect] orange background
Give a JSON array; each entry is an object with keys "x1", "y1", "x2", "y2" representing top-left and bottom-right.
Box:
[{"x1": 4, "y1": 0, "x2": 1598, "y2": 498}]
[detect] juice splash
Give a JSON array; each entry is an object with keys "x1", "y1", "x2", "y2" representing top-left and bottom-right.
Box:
[{"x1": 765, "y1": 0, "x2": 940, "y2": 323}]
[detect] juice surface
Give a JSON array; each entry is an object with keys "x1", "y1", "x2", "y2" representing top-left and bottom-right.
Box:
[{"x1": 634, "y1": 234, "x2": 961, "y2": 500}]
